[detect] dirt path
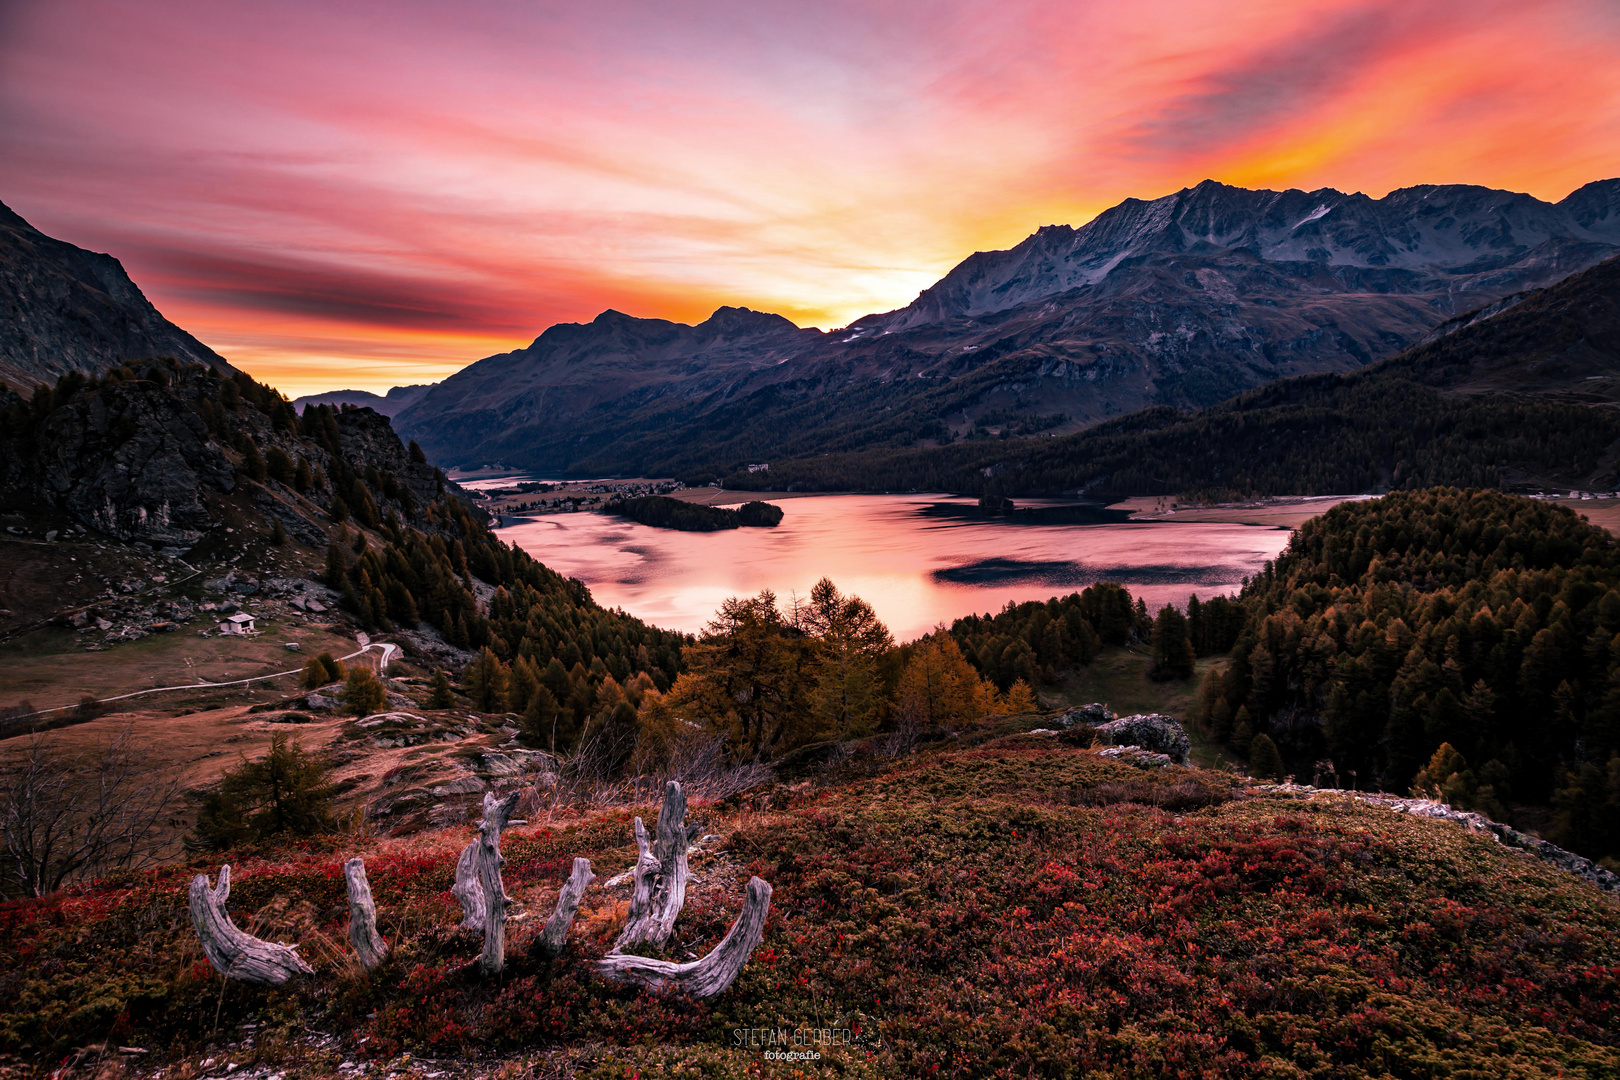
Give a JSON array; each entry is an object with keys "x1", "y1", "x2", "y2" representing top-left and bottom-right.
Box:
[{"x1": 20, "y1": 641, "x2": 398, "y2": 718}]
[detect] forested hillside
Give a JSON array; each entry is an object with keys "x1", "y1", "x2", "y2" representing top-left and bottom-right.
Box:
[
  {"x1": 0, "y1": 360, "x2": 684, "y2": 749},
  {"x1": 1200, "y1": 489, "x2": 1620, "y2": 865},
  {"x1": 602, "y1": 494, "x2": 783, "y2": 531}
]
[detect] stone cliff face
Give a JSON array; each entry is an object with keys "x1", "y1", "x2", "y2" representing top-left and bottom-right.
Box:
[
  {"x1": 28, "y1": 377, "x2": 237, "y2": 548},
  {"x1": 0, "y1": 201, "x2": 234, "y2": 392},
  {"x1": 395, "y1": 178, "x2": 1620, "y2": 476}
]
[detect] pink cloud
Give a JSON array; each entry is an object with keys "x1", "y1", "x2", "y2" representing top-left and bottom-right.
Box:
[{"x1": 1, "y1": 0, "x2": 1616, "y2": 397}]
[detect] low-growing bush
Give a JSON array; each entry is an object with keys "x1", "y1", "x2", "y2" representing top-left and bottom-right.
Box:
[{"x1": 1, "y1": 746, "x2": 1615, "y2": 1077}]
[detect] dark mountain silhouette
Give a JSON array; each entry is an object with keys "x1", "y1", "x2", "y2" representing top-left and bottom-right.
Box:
[
  {"x1": 291, "y1": 384, "x2": 435, "y2": 418},
  {"x1": 722, "y1": 254, "x2": 1620, "y2": 500},
  {"x1": 395, "y1": 178, "x2": 1620, "y2": 476},
  {"x1": 0, "y1": 201, "x2": 234, "y2": 392}
]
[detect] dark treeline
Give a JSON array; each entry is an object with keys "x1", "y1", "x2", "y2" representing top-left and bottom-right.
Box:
[
  {"x1": 944, "y1": 584, "x2": 1245, "y2": 690},
  {"x1": 603, "y1": 494, "x2": 783, "y2": 531},
  {"x1": 720, "y1": 376, "x2": 1620, "y2": 501},
  {"x1": 1200, "y1": 489, "x2": 1620, "y2": 865}
]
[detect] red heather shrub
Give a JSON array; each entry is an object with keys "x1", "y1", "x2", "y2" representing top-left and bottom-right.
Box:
[{"x1": 0, "y1": 747, "x2": 1614, "y2": 1078}]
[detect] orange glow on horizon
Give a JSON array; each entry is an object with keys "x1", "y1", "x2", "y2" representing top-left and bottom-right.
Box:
[{"x1": 2, "y1": 0, "x2": 1617, "y2": 398}]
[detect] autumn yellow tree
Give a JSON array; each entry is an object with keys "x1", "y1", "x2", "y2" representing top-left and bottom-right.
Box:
[
  {"x1": 799, "y1": 577, "x2": 894, "y2": 738},
  {"x1": 1001, "y1": 678, "x2": 1039, "y2": 714},
  {"x1": 896, "y1": 632, "x2": 992, "y2": 731},
  {"x1": 663, "y1": 591, "x2": 816, "y2": 761}
]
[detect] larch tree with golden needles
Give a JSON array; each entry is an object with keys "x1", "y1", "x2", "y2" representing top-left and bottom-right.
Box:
[
  {"x1": 664, "y1": 590, "x2": 815, "y2": 762},
  {"x1": 799, "y1": 577, "x2": 894, "y2": 739},
  {"x1": 897, "y1": 633, "x2": 992, "y2": 731}
]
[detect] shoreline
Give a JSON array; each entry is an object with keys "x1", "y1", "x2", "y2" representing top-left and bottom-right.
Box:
[{"x1": 479, "y1": 479, "x2": 1620, "y2": 537}]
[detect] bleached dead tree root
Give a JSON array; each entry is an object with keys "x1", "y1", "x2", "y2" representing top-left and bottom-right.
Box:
[
  {"x1": 538, "y1": 857, "x2": 595, "y2": 959},
  {"x1": 597, "y1": 780, "x2": 772, "y2": 997},
  {"x1": 458, "y1": 790, "x2": 522, "y2": 976},
  {"x1": 345, "y1": 857, "x2": 388, "y2": 971},
  {"x1": 188, "y1": 782, "x2": 770, "y2": 997},
  {"x1": 615, "y1": 780, "x2": 701, "y2": 950},
  {"x1": 189, "y1": 865, "x2": 314, "y2": 985},
  {"x1": 597, "y1": 876, "x2": 773, "y2": 998}
]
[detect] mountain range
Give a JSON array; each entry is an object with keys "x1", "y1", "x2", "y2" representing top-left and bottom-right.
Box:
[
  {"x1": 391, "y1": 178, "x2": 1620, "y2": 475},
  {"x1": 723, "y1": 252, "x2": 1620, "y2": 500},
  {"x1": 0, "y1": 201, "x2": 233, "y2": 392}
]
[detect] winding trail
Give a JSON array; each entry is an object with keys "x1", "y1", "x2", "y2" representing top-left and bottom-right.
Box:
[{"x1": 22, "y1": 641, "x2": 399, "y2": 718}]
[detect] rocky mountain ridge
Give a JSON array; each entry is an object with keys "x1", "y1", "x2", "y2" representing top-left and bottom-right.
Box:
[
  {"x1": 719, "y1": 254, "x2": 1620, "y2": 500},
  {"x1": 394, "y1": 178, "x2": 1620, "y2": 476},
  {"x1": 0, "y1": 201, "x2": 234, "y2": 392},
  {"x1": 882, "y1": 179, "x2": 1620, "y2": 327}
]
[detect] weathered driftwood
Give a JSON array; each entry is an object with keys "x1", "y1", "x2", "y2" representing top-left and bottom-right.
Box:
[
  {"x1": 597, "y1": 876, "x2": 772, "y2": 998},
  {"x1": 344, "y1": 857, "x2": 388, "y2": 971},
  {"x1": 189, "y1": 865, "x2": 314, "y2": 985},
  {"x1": 451, "y1": 840, "x2": 484, "y2": 930},
  {"x1": 471, "y1": 790, "x2": 522, "y2": 976},
  {"x1": 538, "y1": 857, "x2": 596, "y2": 958},
  {"x1": 615, "y1": 780, "x2": 698, "y2": 950}
]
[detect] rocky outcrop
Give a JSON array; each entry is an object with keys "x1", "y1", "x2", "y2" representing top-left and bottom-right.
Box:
[
  {"x1": 1257, "y1": 783, "x2": 1620, "y2": 896},
  {"x1": 1050, "y1": 705, "x2": 1193, "y2": 765},
  {"x1": 0, "y1": 201, "x2": 233, "y2": 392},
  {"x1": 3, "y1": 364, "x2": 453, "y2": 552},
  {"x1": 332, "y1": 407, "x2": 444, "y2": 510},
  {"x1": 1055, "y1": 702, "x2": 1115, "y2": 728},
  {"x1": 1092, "y1": 714, "x2": 1192, "y2": 765}
]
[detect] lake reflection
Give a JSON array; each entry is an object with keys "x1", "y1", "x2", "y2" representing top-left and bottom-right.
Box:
[{"x1": 496, "y1": 494, "x2": 1294, "y2": 641}]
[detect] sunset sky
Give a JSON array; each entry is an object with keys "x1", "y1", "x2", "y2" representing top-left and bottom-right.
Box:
[{"x1": 3, "y1": 0, "x2": 1618, "y2": 398}]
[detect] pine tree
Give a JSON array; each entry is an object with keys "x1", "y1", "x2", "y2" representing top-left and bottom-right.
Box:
[
  {"x1": 1249, "y1": 733, "x2": 1284, "y2": 781},
  {"x1": 343, "y1": 666, "x2": 386, "y2": 716},
  {"x1": 323, "y1": 542, "x2": 348, "y2": 589},
  {"x1": 463, "y1": 647, "x2": 511, "y2": 712},
  {"x1": 1233, "y1": 706, "x2": 1255, "y2": 754},
  {"x1": 270, "y1": 517, "x2": 287, "y2": 546},
  {"x1": 1002, "y1": 678, "x2": 1038, "y2": 714},
  {"x1": 316, "y1": 651, "x2": 344, "y2": 684},
  {"x1": 426, "y1": 669, "x2": 455, "y2": 709},
  {"x1": 241, "y1": 440, "x2": 266, "y2": 481},
  {"x1": 266, "y1": 446, "x2": 295, "y2": 484},
  {"x1": 896, "y1": 634, "x2": 991, "y2": 731},
  {"x1": 508, "y1": 655, "x2": 541, "y2": 713},
  {"x1": 300, "y1": 657, "x2": 330, "y2": 690},
  {"x1": 190, "y1": 735, "x2": 336, "y2": 851},
  {"x1": 1150, "y1": 604, "x2": 1196, "y2": 681},
  {"x1": 1412, "y1": 742, "x2": 1476, "y2": 807}
]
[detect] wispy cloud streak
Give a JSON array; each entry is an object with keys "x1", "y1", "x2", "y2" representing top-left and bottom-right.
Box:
[{"x1": 0, "y1": 0, "x2": 1616, "y2": 395}]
